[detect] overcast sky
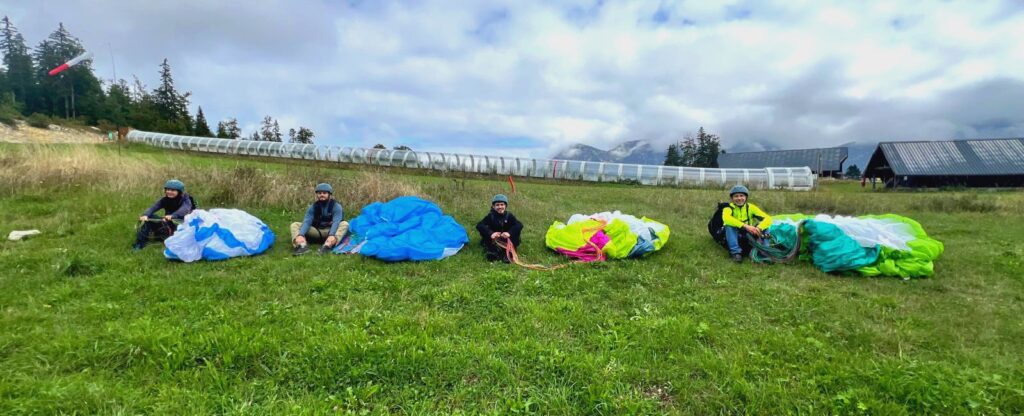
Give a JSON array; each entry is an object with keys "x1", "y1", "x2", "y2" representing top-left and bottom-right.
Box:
[{"x1": 6, "y1": 0, "x2": 1024, "y2": 156}]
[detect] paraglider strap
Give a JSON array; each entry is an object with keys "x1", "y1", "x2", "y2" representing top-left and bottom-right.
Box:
[
  {"x1": 580, "y1": 218, "x2": 608, "y2": 262},
  {"x1": 136, "y1": 218, "x2": 183, "y2": 239},
  {"x1": 495, "y1": 237, "x2": 569, "y2": 271}
]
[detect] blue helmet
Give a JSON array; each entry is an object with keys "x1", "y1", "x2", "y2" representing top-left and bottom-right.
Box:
[
  {"x1": 729, "y1": 184, "x2": 749, "y2": 197},
  {"x1": 164, "y1": 179, "x2": 185, "y2": 192},
  {"x1": 491, "y1": 194, "x2": 509, "y2": 205},
  {"x1": 315, "y1": 183, "x2": 333, "y2": 194}
]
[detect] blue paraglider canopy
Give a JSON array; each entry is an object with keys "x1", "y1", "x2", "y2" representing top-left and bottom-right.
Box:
[{"x1": 336, "y1": 196, "x2": 469, "y2": 261}]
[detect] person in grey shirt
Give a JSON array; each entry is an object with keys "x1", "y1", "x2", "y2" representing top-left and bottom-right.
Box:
[{"x1": 290, "y1": 183, "x2": 348, "y2": 255}]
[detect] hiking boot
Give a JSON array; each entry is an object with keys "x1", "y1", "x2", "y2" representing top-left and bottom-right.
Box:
[
  {"x1": 731, "y1": 253, "x2": 743, "y2": 263},
  {"x1": 293, "y1": 244, "x2": 310, "y2": 256},
  {"x1": 318, "y1": 245, "x2": 332, "y2": 255}
]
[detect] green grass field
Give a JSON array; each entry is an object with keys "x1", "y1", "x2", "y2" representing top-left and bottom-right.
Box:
[{"x1": 1, "y1": 143, "x2": 1022, "y2": 414}]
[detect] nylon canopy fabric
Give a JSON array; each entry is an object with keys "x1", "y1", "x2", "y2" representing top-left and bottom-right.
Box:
[
  {"x1": 545, "y1": 211, "x2": 669, "y2": 261},
  {"x1": 772, "y1": 214, "x2": 944, "y2": 278},
  {"x1": 163, "y1": 209, "x2": 275, "y2": 262},
  {"x1": 335, "y1": 196, "x2": 469, "y2": 262}
]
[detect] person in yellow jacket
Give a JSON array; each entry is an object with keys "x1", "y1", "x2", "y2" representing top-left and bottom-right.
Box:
[{"x1": 722, "y1": 184, "x2": 772, "y2": 263}]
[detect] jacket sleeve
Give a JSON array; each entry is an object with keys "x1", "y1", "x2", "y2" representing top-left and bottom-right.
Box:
[
  {"x1": 476, "y1": 215, "x2": 494, "y2": 238},
  {"x1": 298, "y1": 205, "x2": 315, "y2": 236},
  {"x1": 169, "y1": 196, "x2": 193, "y2": 219},
  {"x1": 509, "y1": 214, "x2": 524, "y2": 235},
  {"x1": 142, "y1": 198, "x2": 162, "y2": 218},
  {"x1": 328, "y1": 202, "x2": 344, "y2": 236},
  {"x1": 751, "y1": 203, "x2": 772, "y2": 230},
  {"x1": 722, "y1": 207, "x2": 745, "y2": 228}
]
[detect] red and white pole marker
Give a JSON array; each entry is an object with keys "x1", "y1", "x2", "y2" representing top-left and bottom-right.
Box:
[{"x1": 48, "y1": 51, "x2": 93, "y2": 76}]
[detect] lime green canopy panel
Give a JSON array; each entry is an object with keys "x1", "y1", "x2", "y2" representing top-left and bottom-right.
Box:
[
  {"x1": 545, "y1": 211, "x2": 670, "y2": 262},
  {"x1": 772, "y1": 214, "x2": 944, "y2": 278}
]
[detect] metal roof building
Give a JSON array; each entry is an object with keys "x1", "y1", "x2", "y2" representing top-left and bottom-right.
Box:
[
  {"x1": 717, "y1": 147, "x2": 848, "y2": 177},
  {"x1": 863, "y1": 138, "x2": 1024, "y2": 188}
]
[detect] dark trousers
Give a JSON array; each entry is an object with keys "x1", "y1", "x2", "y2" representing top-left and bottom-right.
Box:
[
  {"x1": 716, "y1": 226, "x2": 751, "y2": 255},
  {"x1": 135, "y1": 220, "x2": 175, "y2": 246},
  {"x1": 480, "y1": 234, "x2": 521, "y2": 261}
]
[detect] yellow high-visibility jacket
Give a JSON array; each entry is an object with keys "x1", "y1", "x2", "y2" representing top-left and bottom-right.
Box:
[{"x1": 722, "y1": 202, "x2": 772, "y2": 230}]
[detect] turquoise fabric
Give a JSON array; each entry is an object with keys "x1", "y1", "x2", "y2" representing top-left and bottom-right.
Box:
[{"x1": 803, "y1": 220, "x2": 880, "y2": 273}]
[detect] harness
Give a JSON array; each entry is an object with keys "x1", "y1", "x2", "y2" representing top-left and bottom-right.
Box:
[{"x1": 312, "y1": 199, "x2": 337, "y2": 229}]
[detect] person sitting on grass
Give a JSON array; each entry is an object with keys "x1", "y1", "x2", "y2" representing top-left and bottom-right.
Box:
[
  {"x1": 133, "y1": 179, "x2": 194, "y2": 251},
  {"x1": 475, "y1": 194, "x2": 524, "y2": 262},
  {"x1": 721, "y1": 184, "x2": 772, "y2": 263},
  {"x1": 291, "y1": 183, "x2": 348, "y2": 255}
]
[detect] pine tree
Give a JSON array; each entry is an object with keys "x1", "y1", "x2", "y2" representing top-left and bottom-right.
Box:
[
  {"x1": 680, "y1": 136, "x2": 697, "y2": 166},
  {"x1": 0, "y1": 16, "x2": 36, "y2": 112},
  {"x1": 249, "y1": 131, "x2": 260, "y2": 141},
  {"x1": 664, "y1": 143, "x2": 681, "y2": 166},
  {"x1": 289, "y1": 126, "x2": 315, "y2": 144},
  {"x1": 102, "y1": 79, "x2": 132, "y2": 126},
  {"x1": 271, "y1": 120, "x2": 282, "y2": 142},
  {"x1": 126, "y1": 76, "x2": 160, "y2": 131},
  {"x1": 151, "y1": 58, "x2": 191, "y2": 134},
  {"x1": 216, "y1": 118, "x2": 240, "y2": 139},
  {"x1": 216, "y1": 121, "x2": 227, "y2": 138},
  {"x1": 845, "y1": 164, "x2": 861, "y2": 178},
  {"x1": 259, "y1": 116, "x2": 275, "y2": 141},
  {"x1": 33, "y1": 23, "x2": 104, "y2": 120},
  {"x1": 693, "y1": 127, "x2": 722, "y2": 168},
  {"x1": 193, "y1": 106, "x2": 212, "y2": 137}
]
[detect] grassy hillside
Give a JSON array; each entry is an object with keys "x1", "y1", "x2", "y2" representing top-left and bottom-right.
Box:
[{"x1": 1, "y1": 143, "x2": 1022, "y2": 414}]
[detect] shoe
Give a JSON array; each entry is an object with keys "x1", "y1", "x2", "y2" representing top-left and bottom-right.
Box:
[
  {"x1": 132, "y1": 243, "x2": 145, "y2": 252},
  {"x1": 318, "y1": 245, "x2": 332, "y2": 255},
  {"x1": 293, "y1": 245, "x2": 310, "y2": 256},
  {"x1": 731, "y1": 253, "x2": 743, "y2": 263},
  {"x1": 485, "y1": 251, "x2": 500, "y2": 262}
]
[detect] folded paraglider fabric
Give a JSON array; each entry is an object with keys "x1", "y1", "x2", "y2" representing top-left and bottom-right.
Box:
[
  {"x1": 545, "y1": 211, "x2": 669, "y2": 261},
  {"x1": 335, "y1": 196, "x2": 469, "y2": 262},
  {"x1": 772, "y1": 214, "x2": 944, "y2": 278},
  {"x1": 164, "y1": 209, "x2": 275, "y2": 262}
]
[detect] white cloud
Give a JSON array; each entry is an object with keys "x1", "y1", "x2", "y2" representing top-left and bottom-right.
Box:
[{"x1": 6, "y1": 0, "x2": 1024, "y2": 157}]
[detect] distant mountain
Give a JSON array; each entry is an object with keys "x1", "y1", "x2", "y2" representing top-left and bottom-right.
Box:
[
  {"x1": 552, "y1": 140, "x2": 665, "y2": 165},
  {"x1": 837, "y1": 141, "x2": 878, "y2": 173}
]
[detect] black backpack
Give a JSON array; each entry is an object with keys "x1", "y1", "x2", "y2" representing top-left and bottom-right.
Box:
[
  {"x1": 186, "y1": 194, "x2": 199, "y2": 212},
  {"x1": 707, "y1": 202, "x2": 731, "y2": 242}
]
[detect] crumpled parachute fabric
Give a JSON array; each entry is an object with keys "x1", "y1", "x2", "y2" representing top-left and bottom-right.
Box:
[
  {"x1": 773, "y1": 214, "x2": 944, "y2": 278},
  {"x1": 545, "y1": 211, "x2": 670, "y2": 261},
  {"x1": 164, "y1": 209, "x2": 275, "y2": 262},
  {"x1": 335, "y1": 196, "x2": 469, "y2": 262}
]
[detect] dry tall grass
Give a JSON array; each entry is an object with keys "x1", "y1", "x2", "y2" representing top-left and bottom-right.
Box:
[
  {"x1": 0, "y1": 144, "x2": 424, "y2": 213},
  {"x1": 200, "y1": 166, "x2": 423, "y2": 213},
  {"x1": 0, "y1": 144, "x2": 164, "y2": 195}
]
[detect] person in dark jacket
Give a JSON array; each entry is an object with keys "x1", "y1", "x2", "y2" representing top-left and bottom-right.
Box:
[
  {"x1": 475, "y1": 194, "x2": 524, "y2": 262},
  {"x1": 133, "y1": 179, "x2": 194, "y2": 251},
  {"x1": 290, "y1": 183, "x2": 349, "y2": 255}
]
